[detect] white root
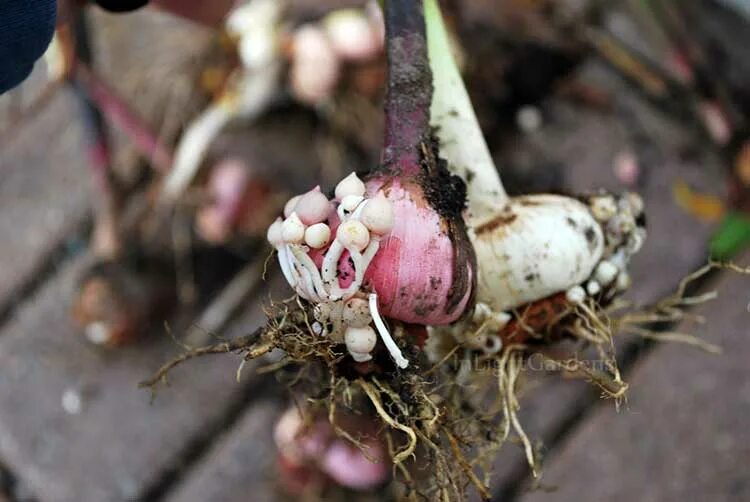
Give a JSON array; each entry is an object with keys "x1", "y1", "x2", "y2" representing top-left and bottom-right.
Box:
[
  {"x1": 336, "y1": 238, "x2": 380, "y2": 300},
  {"x1": 277, "y1": 246, "x2": 297, "y2": 288},
  {"x1": 322, "y1": 239, "x2": 345, "y2": 286},
  {"x1": 289, "y1": 245, "x2": 329, "y2": 300},
  {"x1": 369, "y1": 293, "x2": 409, "y2": 369}
]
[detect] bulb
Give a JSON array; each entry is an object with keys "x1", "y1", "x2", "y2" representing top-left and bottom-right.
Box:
[
  {"x1": 335, "y1": 173, "x2": 366, "y2": 201},
  {"x1": 281, "y1": 213, "x2": 305, "y2": 244},
  {"x1": 323, "y1": 8, "x2": 382, "y2": 62},
  {"x1": 360, "y1": 191, "x2": 394, "y2": 234},
  {"x1": 359, "y1": 175, "x2": 474, "y2": 325},
  {"x1": 267, "y1": 218, "x2": 284, "y2": 247},
  {"x1": 274, "y1": 406, "x2": 389, "y2": 493},
  {"x1": 342, "y1": 298, "x2": 371, "y2": 327},
  {"x1": 337, "y1": 220, "x2": 370, "y2": 251},
  {"x1": 295, "y1": 187, "x2": 332, "y2": 225},
  {"x1": 304, "y1": 223, "x2": 331, "y2": 249},
  {"x1": 290, "y1": 24, "x2": 340, "y2": 105},
  {"x1": 472, "y1": 195, "x2": 604, "y2": 312},
  {"x1": 345, "y1": 325, "x2": 377, "y2": 361},
  {"x1": 284, "y1": 195, "x2": 301, "y2": 218}
]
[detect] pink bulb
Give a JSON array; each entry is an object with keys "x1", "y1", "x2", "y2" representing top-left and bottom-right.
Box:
[
  {"x1": 290, "y1": 25, "x2": 341, "y2": 105},
  {"x1": 362, "y1": 179, "x2": 473, "y2": 325},
  {"x1": 307, "y1": 179, "x2": 474, "y2": 325},
  {"x1": 208, "y1": 158, "x2": 250, "y2": 224},
  {"x1": 321, "y1": 438, "x2": 389, "y2": 490},
  {"x1": 295, "y1": 187, "x2": 333, "y2": 225}
]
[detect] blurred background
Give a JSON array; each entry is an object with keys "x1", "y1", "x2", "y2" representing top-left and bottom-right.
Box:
[{"x1": 0, "y1": 0, "x2": 749, "y2": 500}]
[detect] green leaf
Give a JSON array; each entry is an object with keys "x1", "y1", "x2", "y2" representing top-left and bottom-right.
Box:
[{"x1": 710, "y1": 212, "x2": 750, "y2": 260}]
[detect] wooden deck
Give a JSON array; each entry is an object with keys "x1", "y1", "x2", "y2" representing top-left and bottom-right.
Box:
[{"x1": 0, "y1": 7, "x2": 748, "y2": 502}]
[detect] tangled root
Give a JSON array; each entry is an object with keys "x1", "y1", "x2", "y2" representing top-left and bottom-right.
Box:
[{"x1": 139, "y1": 261, "x2": 747, "y2": 500}]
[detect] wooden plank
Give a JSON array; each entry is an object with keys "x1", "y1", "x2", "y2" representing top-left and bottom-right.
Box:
[
  {"x1": 163, "y1": 400, "x2": 282, "y2": 502},
  {"x1": 518, "y1": 253, "x2": 750, "y2": 502},
  {"x1": 0, "y1": 93, "x2": 90, "y2": 310},
  {"x1": 0, "y1": 10, "x2": 212, "y2": 313},
  {"x1": 0, "y1": 255, "x2": 283, "y2": 501}
]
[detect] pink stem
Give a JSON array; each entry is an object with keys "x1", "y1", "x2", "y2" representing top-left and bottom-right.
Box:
[
  {"x1": 75, "y1": 63, "x2": 174, "y2": 173},
  {"x1": 380, "y1": 0, "x2": 431, "y2": 178}
]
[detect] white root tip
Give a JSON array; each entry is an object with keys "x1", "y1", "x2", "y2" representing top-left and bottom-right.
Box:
[{"x1": 369, "y1": 293, "x2": 409, "y2": 369}]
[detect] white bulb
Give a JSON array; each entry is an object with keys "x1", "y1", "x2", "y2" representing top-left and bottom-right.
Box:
[
  {"x1": 336, "y1": 220, "x2": 370, "y2": 251},
  {"x1": 586, "y1": 280, "x2": 601, "y2": 296},
  {"x1": 345, "y1": 325, "x2": 377, "y2": 360},
  {"x1": 290, "y1": 25, "x2": 340, "y2": 105},
  {"x1": 304, "y1": 223, "x2": 331, "y2": 249},
  {"x1": 594, "y1": 260, "x2": 618, "y2": 285},
  {"x1": 472, "y1": 302, "x2": 492, "y2": 323},
  {"x1": 566, "y1": 285, "x2": 586, "y2": 304},
  {"x1": 335, "y1": 173, "x2": 366, "y2": 201},
  {"x1": 267, "y1": 218, "x2": 284, "y2": 247},
  {"x1": 342, "y1": 298, "x2": 371, "y2": 328},
  {"x1": 589, "y1": 195, "x2": 617, "y2": 222},
  {"x1": 625, "y1": 192, "x2": 644, "y2": 216},
  {"x1": 323, "y1": 8, "x2": 380, "y2": 62},
  {"x1": 488, "y1": 311, "x2": 511, "y2": 331},
  {"x1": 281, "y1": 213, "x2": 305, "y2": 244},
  {"x1": 360, "y1": 191, "x2": 394, "y2": 234},
  {"x1": 284, "y1": 195, "x2": 301, "y2": 218},
  {"x1": 616, "y1": 272, "x2": 632, "y2": 291}
]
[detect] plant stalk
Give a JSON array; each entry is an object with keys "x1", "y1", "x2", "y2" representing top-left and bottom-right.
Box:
[
  {"x1": 380, "y1": 0, "x2": 431, "y2": 177},
  {"x1": 425, "y1": 0, "x2": 508, "y2": 224}
]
